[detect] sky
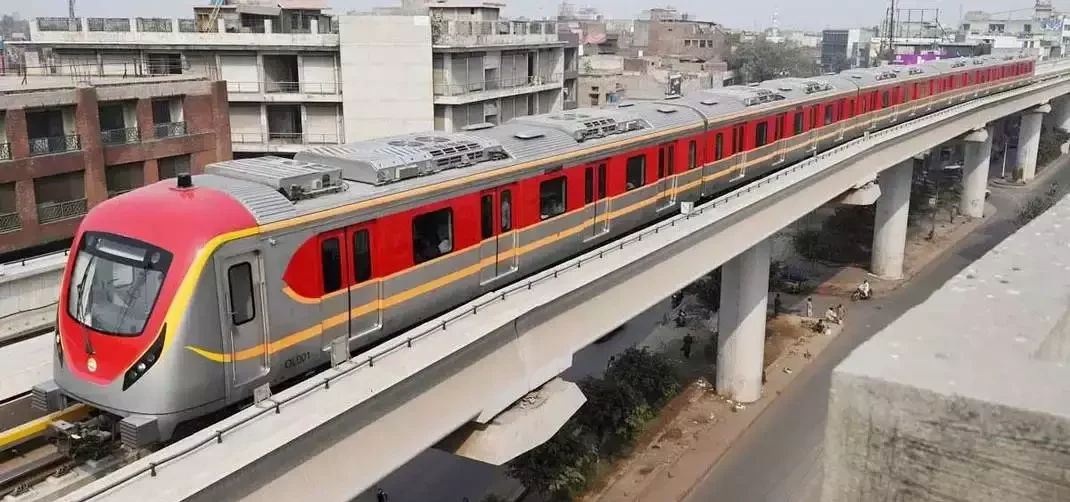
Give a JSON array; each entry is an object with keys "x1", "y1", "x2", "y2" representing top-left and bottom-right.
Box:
[{"x1": 0, "y1": 0, "x2": 1064, "y2": 32}]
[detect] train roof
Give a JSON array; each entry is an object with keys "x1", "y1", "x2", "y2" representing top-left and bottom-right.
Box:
[
  {"x1": 185, "y1": 54, "x2": 1037, "y2": 228},
  {"x1": 193, "y1": 101, "x2": 708, "y2": 225}
]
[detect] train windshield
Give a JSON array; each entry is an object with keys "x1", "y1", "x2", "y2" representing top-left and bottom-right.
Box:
[{"x1": 65, "y1": 232, "x2": 174, "y2": 337}]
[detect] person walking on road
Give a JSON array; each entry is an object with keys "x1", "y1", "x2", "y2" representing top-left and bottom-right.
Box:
[
  {"x1": 376, "y1": 488, "x2": 388, "y2": 502},
  {"x1": 805, "y1": 297, "x2": 813, "y2": 318},
  {"x1": 681, "y1": 333, "x2": 695, "y2": 359},
  {"x1": 773, "y1": 294, "x2": 783, "y2": 317}
]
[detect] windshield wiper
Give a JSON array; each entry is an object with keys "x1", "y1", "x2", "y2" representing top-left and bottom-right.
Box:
[
  {"x1": 75, "y1": 254, "x2": 96, "y2": 355},
  {"x1": 114, "y1": 268, "x2": 149, "y2": 335}
]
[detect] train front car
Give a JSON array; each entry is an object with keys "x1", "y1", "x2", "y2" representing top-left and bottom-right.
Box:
[{"x1": 33, "y1": 174, "x2": 258, "y2": 449}]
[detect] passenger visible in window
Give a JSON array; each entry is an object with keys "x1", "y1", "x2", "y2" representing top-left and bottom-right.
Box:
[{"x1": 437, "y1": 226, "x2": 452, "y2": 254}]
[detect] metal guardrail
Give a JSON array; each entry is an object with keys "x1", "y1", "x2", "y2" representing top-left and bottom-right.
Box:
[
  {"x1": 153, "y1": 122, "x2": 188, "y2": 139},
  {"x1": 0, "y1": 212, "x2": 19, "y2": 234},
  {"x1": 28, "y1": 135, "x2": 80, "y2": 157},
  {"x1": 63, "y1": 63, "x2": 1070, "y2": 502},
  {"x1": 228, "y1": 81, "x2": 340, "y2": 94},
  {"x1": 136, "y1": 18, "x2": 172, "y2": 33},
  {"x1": 232, "y1": 132, "x2": 341, "y2": 145},
  {"x1": 37, "y1": 17, "x2": 80, "y2": 32},
  {"x1": 433, "y1": 73, "x2": 562, "y2": 96},
  {"x1": 87, "y1": 18, "x2": 130, "y2": 32},
  {"x1": 101, "y1": 127, "x2": 141, "y2": 147},
  {"x1": 36, "y1": 199, "x2": 87, "y2": 225},
  {"x1": 431, "y1": 19, "x2": 558, "y2": 45}
]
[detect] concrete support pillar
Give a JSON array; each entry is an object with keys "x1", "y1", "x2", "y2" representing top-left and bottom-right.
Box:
[
  {"x1": 961, "y1": 126, "x2": 993, "y2": 219},
  {"x1": 1048, "y1": 96, "x2": 1070, "y2": 132},
  {"x1": 1017, "y1": 104, "x2": 1051, "y2": 182},
  {"x1": 716, "y1": 238, "x2": 771, "y2": 404},
  {"x1": 871, "y1": 159, "x2": 914, "y2": 280}
]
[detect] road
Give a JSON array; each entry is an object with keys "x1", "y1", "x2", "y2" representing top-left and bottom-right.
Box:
[
  {"x1": 352, "y1": 301, "x2": 671, "y2": 502},
  {"x1": 685, "y1": 164, "x2": 1070, "y2": 502}
]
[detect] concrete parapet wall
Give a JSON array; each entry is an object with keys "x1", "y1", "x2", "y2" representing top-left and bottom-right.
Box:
[
  {"x1": 822, "y1": 195, "x2": 1070, "y2": 501},
  {"x1": 0, "y1": 253, "x2": 66, "y2": 321}
]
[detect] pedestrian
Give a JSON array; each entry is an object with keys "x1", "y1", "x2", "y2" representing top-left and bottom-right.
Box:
[
  {"x1": 607, "y1": 355, "x2": 615, "y2": 370},
  {"x1": 835, "y1": 303, "x2": 846, "y2": 322},
  {"x1": 681, "y1": 333, "x2": 695, "y2": 359},
  {"x1": 805, "y1": 297, "x2": 813, "y2": 318},
  {"x1": 773, "y1": 294, "x2": 783, "y2": 316},
  {"x1": 376, "y1": 488, "x2": 388, "y2": 502},
  {"x1": 671, "y1": 290, "x2": 683, "y2": 309}
]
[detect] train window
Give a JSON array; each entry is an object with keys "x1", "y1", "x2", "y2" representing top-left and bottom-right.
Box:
[
  {"x1": 657, "y1": 147, "x2": 666, "y2": 179},
  {"x1": 810, "y1": 105, "x2": 819, "y2": 129},
  {"x1": 626, "y1": 155, "x2": 645, "y2": 191},
  {"x1": 824, "y1": 105, "x2": 834, "y2": 125},
  {"x1": 481, "y1": 194, "x2": 494, "y2": 239},
  {"x1": 775, "y1": 113, "x2": 786, "y2": 140},
  {"x1": 793, "y1": 112, "x2": 804, "y2": 135},
  {"x1": 667, "y1": 144, "x2": 675, "y2": 175},
  {"x1": 734, "y1": 124, "x2": 745, "y2": 153},
  {"x1": 540, "y1": 177, "x2": 567, "y2": 220},
  {"x1": 584, "y1": 167, "x2": 594, "y2": 204},
  {"x1": 597, "y1": 165, "x2": 607, "y2": 199},
  {"x1": 688, "y1": 141, "x2": 697, "y2": 169},
  {"x1": 882, "y1": 91, "x2": 890, "y2": 107},
  {"x1": 227, "y1": 262, "x2": 255, "y2": 326},
  {"x1": 755, "y1": 122, "x2": 768, "y2": 147},
  {"x1": 321, "y1": 238, "x2": 342, "y2": 294},
  {"x1": 353, "y1": 230, "x2": 372, "y2": 283},
  {"x1": 413, "y1": 208, "x2": 453, "y2": 264},
  {"x1": 501, "y1": 190, "x2": 513, "y2": 232},
  {"x1": 714, "y1": 133, "x2": 724, "y2": 160}
]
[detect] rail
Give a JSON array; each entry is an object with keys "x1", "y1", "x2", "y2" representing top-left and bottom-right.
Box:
[
  {"x1": 63, "y1": 64, "x2": 1070, "y2": 502},
  {"x1": 228, "y1": 81, "x2": 340, "y2": 94},
  {"x1": 433, "y1": 73, "x2": 562, "y2": 96},
  {"x1": 36, "y1": 199, "x2": 87, "y2": 225},
  {"x1": 28, "y1": 135, "x2": 80, "y2": 157},
  {"x1": 153, "y1": 122, "x2": 188, "y2": 140},
  {"x1": 100, "y1": 127, "x2": 141, "y2": 147}
]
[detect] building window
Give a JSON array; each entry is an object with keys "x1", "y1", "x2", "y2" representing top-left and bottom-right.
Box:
[
  {"x1": 755, "y1": 122, "x2": 768, "y2": 147},
  {"x1": 589, "y1": 93, "x2": 600, "y2": 106},
  {"x1": 413, "y1": 208, "x2": 454, "y2": 264},
  {"x1": 227, "y1": 262, "x2": 255, "y2": 326},
  {"x1": 353, "y1": 230, "x2": 372, "y2": 283},
  {"x1": 540, "y1": 177, "x2": 567, "y2": 220},
  {"x1": 626, "y1": 155, "x2": 645, "y2": 191},
  {"x1": 321, "y1": 237, "x2": 342, "y2": 294}
]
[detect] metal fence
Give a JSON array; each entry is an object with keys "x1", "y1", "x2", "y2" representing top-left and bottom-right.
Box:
[
  {"x1": 0, "y1": 143, "x2": 10, "y2": 161},
  {"x1": 136, "y1": 18, "x2": 173, "y2": 33},
  {"x1": 233, "y1": 132, "x2": 340, "y2": 145},
  {"x1": 431, "y1": 19, "x2": 557, "y2": 45},
  {"x1": 29, "y1": 135, "x2": 81, "y2": 157},
  {"x1": 154, "y1": 122, "x2": 188, "y2": 139},
  {"x1": 101, "y1": 127, "x2": 141, "y2": 147},
  {"x1": 0, "y1": 212, "x2": 19, "y2": 234},
  {"x1": 87, "y1": 18, "x2": 131, "y2": 32},
  {"x1": 37, "y1": 199, "x2": 88, "y2": 225},
  {"x1": 38, "y1": 17, "x2": 80, "y2": 31},
  {"x1": 433, "y1": 73, "x2": 562, "y2": 96},
  {"x1": 230, "y1": 81, "x2": 341, "y2": 94},
  {"x1": 178, "y1": 19, "x2": 198, "y2": 33}
]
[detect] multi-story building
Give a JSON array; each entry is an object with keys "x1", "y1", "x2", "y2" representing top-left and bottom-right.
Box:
[
  {"x1": 820, "y1": 28, "x2": 873, "y2": 72},
  {"x1": 12, "y1": 0, "x2": 571, "y2": 157},
  {"x1": 632, "y1": 8, "x2": 727, "y2": 62},
  {"x1": 0, "y1": 75, "x2": 231, "y2": 257},
  {"x1": 961, "y1": 1, "x2": 1070, "y2": 59}
]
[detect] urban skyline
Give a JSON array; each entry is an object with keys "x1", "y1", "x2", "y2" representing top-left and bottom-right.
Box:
[{"x1": 5, "y1": 0, "x2": 1069, "y2": 32}]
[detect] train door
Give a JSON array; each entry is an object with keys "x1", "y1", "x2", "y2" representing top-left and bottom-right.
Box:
[
  {"x1": 774, "y1": 112, "x2": 788, "y2": 164},
  {"x1": 656, "y1": 143, "x2": 676, "y2": 211},
  {"x1": 318, "y1": 230, "x2": 350, "y2": 351},
  {"x1": 585, "y1": 162, "x2": 610, "y2": 240},
  {"x1": 731, "y1": 123, "x2": 747, "y2": 182},
  {"x1": 345, "y1": 224, "x2": 381, "y2": 344},
  {"x1": 220, "y1": 251, "x2": 270, "y2": 395},
  {"x1": 479, "y1": 185, "x2": 519, "y2": 285}
]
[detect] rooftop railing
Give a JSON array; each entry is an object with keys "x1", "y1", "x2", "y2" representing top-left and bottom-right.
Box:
[{"x1": 431, "y1": 19, "x2": 559, "y2": 46}]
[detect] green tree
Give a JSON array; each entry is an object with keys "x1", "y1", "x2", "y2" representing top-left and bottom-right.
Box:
[
  {"x1": 575, "y1": 377, "x2": 651, "y2": 456},
  {"x1": 604, "y1": 347, "x2": 681, "y2": 410},
  {"x1": 506, "y1": 418, "x2": 598, "y2": 501},
  {"x1": 729, "y1": 39, "x2": 819, "y2": 83}
]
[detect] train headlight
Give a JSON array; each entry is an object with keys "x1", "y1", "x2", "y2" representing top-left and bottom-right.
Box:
[{"x1": 123, "y1": 324, "x2": 166, "y2": 391}]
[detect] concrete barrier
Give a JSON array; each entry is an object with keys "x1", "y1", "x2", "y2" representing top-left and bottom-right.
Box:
[
  {"x1": 0, "y1": 252, "x2": 66, "y2": 342},
  {"x1": 822, "y1": 195, "x2": 1070, "y2": 501}
]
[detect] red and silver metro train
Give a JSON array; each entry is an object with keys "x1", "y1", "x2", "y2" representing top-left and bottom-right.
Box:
[{"x1": 34, "y1": 55, "x2": 1040, "y2": 448}]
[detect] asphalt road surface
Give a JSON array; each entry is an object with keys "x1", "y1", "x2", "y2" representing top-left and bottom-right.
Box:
[{"x1": 685, "y1": 167, "x2": 1069, "y2": 502}]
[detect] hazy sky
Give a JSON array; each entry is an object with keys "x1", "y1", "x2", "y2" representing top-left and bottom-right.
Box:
[{"x1": 0, "y1": 0, "x2": 1062, "y2": 32}]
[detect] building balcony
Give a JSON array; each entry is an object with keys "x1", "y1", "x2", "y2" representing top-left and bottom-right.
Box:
[
  {"x1": 101, "y1": 127, "x2": 141, "y2": 147},
  {"x1": 563, "y1": 100, "x2": 578, "y2": 110},
  {"x1": 29, "y1": 135, "x2": 81, "y2": 157},
  {"x1": 0, "y1": 143, "x2": 10, "y2": 161},
  {"x1": 231, "y1": 132, "x2": 341, "y2": 153},
  {"x1": 0, "y1": 212, "x2": 19, "y2": 234},
  {"x1": 29, "y1": 16, "x2": 339, "y2": 49},
  {"x1": 153, "y1": 121, "x2": 188, "y2": 139},
  {"x1": 37, "y1": 198, "x2": 87, "y2": 225},
  {"x1": 433, "y1": 73, "x2": 563, "y2": 105},
  {"x1": 431, "y1": 19, "x2": 562, "y2": 48},
  {"x1": 227, "y1": 81, "x2": 342, "y2": 101}
]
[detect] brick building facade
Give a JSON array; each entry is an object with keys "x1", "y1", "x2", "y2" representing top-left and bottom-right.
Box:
[{"x1": 0, "y1": 76, "x2": 231, "y2": 257}]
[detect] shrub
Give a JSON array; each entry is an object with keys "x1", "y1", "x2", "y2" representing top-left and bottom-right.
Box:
[
  {"x1": 605, "y1": 347, "x2": 681, "y2": 410},
  {"x1": 506, "y1": 418, "x2": 598, "y2": 501},
  {"x1": 1038, "y1": 129, "x2": 1070, "y2": 168},
  {"x1": 1016, "y1": 195, "x2": 1057, "y2": 226}
]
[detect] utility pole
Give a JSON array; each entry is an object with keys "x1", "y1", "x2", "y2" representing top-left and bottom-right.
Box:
[{"x1": 68, "y1": 0, "x2": 76, "y2": 20}]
